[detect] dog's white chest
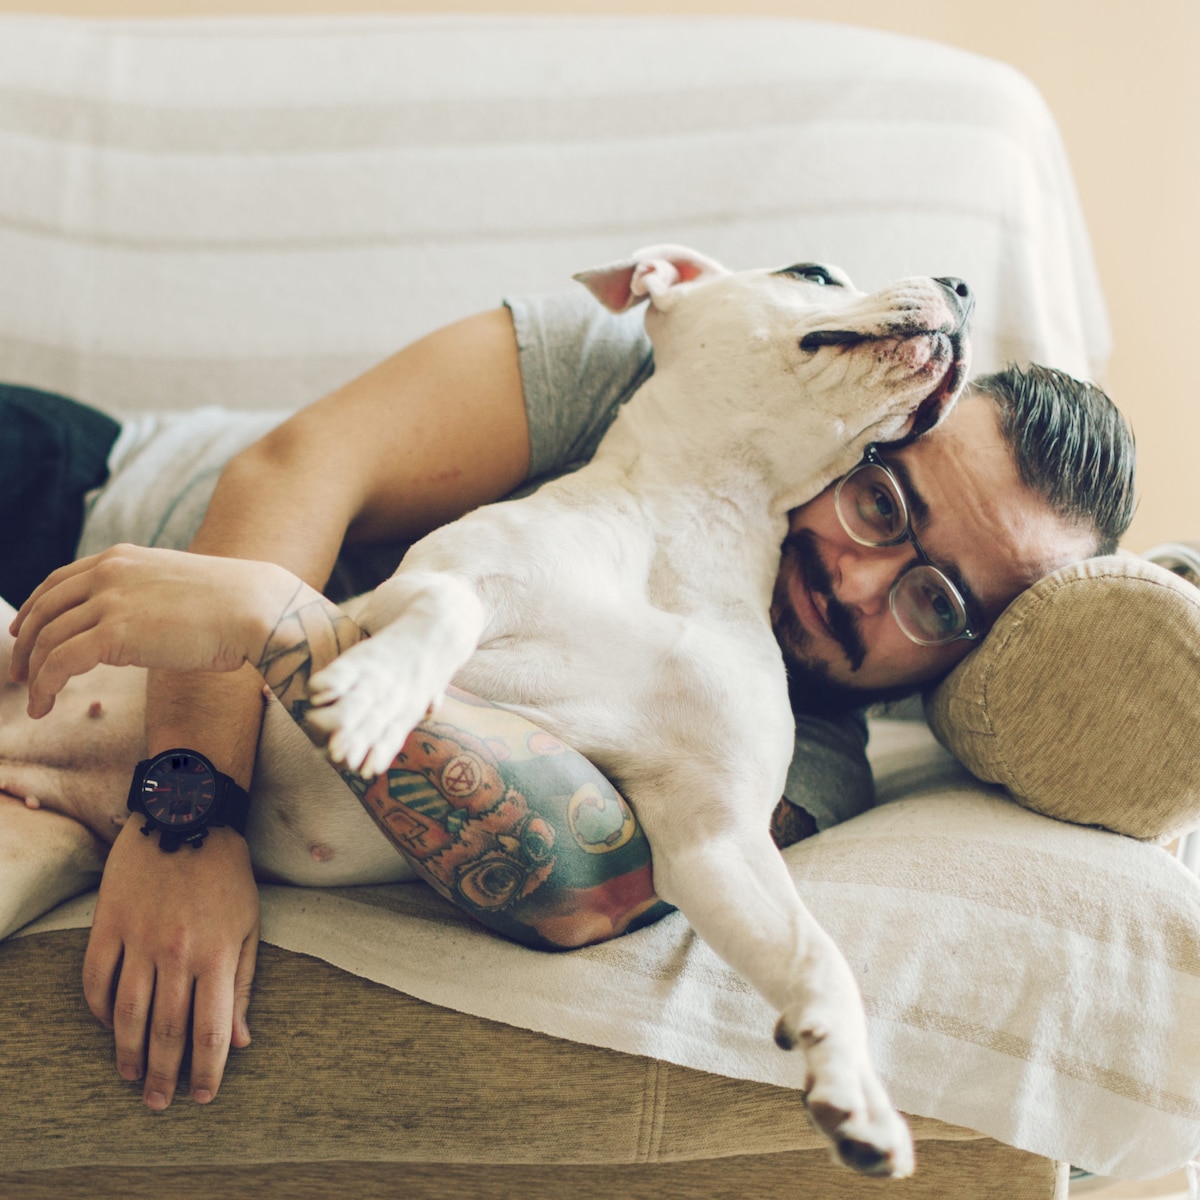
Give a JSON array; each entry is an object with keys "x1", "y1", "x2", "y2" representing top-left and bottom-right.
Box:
[{"x1": 419, "y1": 497, "x2": 792, "y2": 806}]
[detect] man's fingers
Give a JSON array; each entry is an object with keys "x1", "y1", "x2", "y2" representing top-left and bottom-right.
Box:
[
  {"x1": 142, "y1": 968, "x2": 194, "y2": 1111},
  {"x1": 189, "y1": 968, "x2": 236, "y2": 1105},
  {"x1": 9, "y1": 569, "x2": 96, "y2": 683},
  {"x1": 81, "y1": 923, "x2": 123, "y2": 1030},
  {"x1": 231, "y1": 927, "x2": 258, "y2": 1048},
  {"x1": 22, "y1": 609, "x2": 111, "y2": 718},
  {"x1": 9, "y1": 555, "x2": 95, "y2": 638},
  {"x1": 83, "y1": 816, "x2": 262, "y2": 1110},
  {"x1": 110, "y1": 954, "x2": 156, "y2": 1086}
]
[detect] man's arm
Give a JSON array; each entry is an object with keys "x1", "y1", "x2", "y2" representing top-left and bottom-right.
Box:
[
  {"x1": 14, "y1": 551, "x2": 818, "y2": 953},
  {"x1": 80, "y1": 308, "x2": 533, "y2": 1110},
  {"x1": 312, "y1": 686, "x2": 814, "y2": 949},
  {"x1": 254, "y1": 579, "x2": 818, "y2": 948},
  {"x1": 344, "y1": 717, "x2": 818, "y2": 949},
  {"x1": 255, "y1": 583, "x2": 815, "y2": 948},
  {"x1": 146, "y1": 305, "x2": 531, "y2": 772},
  {"x1": 255, "y1": 583, "x2": 669, "y2": 946}
]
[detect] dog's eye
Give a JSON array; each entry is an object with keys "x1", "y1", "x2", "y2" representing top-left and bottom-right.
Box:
[{"x1": 775, "y1": 263, "x2": 840, "y2": 287}]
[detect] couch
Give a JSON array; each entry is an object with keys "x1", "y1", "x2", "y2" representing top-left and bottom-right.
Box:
[{"x1": 1, "y1": 15, "x2": 1198, "y2": 1199}]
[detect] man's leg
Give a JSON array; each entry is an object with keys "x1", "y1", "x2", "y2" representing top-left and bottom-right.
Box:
[{"x1": 0, "y1": 384, "x2": 121, "y2": 607}]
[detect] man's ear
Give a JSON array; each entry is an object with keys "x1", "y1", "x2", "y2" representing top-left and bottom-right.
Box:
[{"x1": 574, "y1": 244, "x2": 729, "y2": 313}]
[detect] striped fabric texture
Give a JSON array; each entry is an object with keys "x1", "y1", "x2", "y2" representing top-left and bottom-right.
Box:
[
  {"x1": 2, "y1": 14, "x2": 1109, "y2": 420},
  {"x1": 0, "y1": 932, "x2": 1064, "y2": 1200}
]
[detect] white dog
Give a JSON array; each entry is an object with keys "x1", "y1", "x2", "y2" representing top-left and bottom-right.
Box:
[
  {"x1": 0, "y1": 246, "x2": 970, "y2": 1177},
  {"x1": 298, "y1": 246, "x2": 972, "y2": 1176}
]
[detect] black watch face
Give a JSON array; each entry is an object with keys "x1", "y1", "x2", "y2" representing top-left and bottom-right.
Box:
[{"x1": 138, "y1": 753, "x2": 219, "y2": 829}]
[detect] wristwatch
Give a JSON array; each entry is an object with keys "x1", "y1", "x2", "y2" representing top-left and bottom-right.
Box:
[{"x1": 127, "y1": 748, "x2": 251, "y2": 853}]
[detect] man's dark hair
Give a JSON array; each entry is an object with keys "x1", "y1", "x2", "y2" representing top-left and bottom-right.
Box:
[{"x1": 972, "y1": 364, "x2": 1136, "y2": 555}]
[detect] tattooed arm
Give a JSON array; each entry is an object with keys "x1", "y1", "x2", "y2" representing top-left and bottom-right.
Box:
[
  {"x1": 254, "y1": 579, "x2": 818, "y2": 949},
  {"x1": 342, "y1": 698, "x2": 816, "y2": 951},
  {"x1": 255, "y1": 582, "x2": 363, "y2": 723},
  {"x1": 254, "y1": 581, "x2": 672, "y2": 947},
  {"x1": 13, "y1": 545, "x2": 819, "y2": 950}
]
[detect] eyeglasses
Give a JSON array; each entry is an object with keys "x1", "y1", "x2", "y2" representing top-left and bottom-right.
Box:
[{"x1": 833, "y1": 445, "x2": 980, "y2": 647}]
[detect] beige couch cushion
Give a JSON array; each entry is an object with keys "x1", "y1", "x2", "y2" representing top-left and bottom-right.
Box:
[
  {"x1": 925, "y1": 555, "x2": 1200, "y2": 842},
  {"x1": 0, "y1": 935, "x2": 1064, "y2": 1199}
]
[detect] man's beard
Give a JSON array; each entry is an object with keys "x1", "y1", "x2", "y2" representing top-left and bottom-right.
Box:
[{"x1": 771, "y1": 528, "x2": 917, "y2": 717}]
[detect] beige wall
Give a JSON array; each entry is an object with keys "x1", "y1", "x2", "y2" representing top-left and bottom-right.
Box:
[{"x1": 5, "y1": 0, "x2": 1197, "y2": 551}]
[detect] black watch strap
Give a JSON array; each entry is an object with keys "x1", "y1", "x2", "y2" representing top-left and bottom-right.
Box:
[{"x1": 217, "y1": 774, "x2": 251, "y2": 837}]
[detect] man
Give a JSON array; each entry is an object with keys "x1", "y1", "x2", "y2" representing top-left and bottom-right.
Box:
[{"x1": 5, "y1": 287, "x2": 1136, "y2": 1114}]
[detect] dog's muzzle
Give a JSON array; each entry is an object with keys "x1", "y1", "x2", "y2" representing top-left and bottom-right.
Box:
[
  {"x1": 799, "y1": 277, "x2": 974, "y2": 354},
  {"x1": 909, "y1": 277, "x2": 974, "y2": 435},
  {"x1": 906, "y1": 279, "x2": 974, "y2": 437},
  {"x1": 797, "y1": 275, "x2": 974, "y2": 438}
]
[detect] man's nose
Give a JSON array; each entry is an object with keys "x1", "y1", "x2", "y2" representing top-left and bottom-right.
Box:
[{"x1": 833, "y1": 544, "x2": 907, "y2": 614}]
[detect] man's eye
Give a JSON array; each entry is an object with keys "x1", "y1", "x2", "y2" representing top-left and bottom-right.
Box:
[
  {"x1": 924, "y1": 587, "x2": 958, "y2": 631},
  {"x1": 856, "y1": 483, "x2": 903, "y2": 538}
]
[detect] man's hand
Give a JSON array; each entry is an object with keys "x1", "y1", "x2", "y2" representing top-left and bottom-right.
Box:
[
  {"x1": 84, "y1": 819, "x2": 259, "y2": 1109},
  {"x1": 9, "y1": 544, "x2": 298, "y2": 718}
]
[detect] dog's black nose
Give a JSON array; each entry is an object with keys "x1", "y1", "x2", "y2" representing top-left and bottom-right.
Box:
[{"x1": 934, "y1": 277, "x2": 974, "y2": 330}]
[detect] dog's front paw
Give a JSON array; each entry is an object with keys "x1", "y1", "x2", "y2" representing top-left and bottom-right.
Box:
[
  {"x1": 775, "y1": 1009, "x2": 914, "y2": 1179},
  {"x1": 304, "y1": 638, "x2": 437, "y2": 780}
]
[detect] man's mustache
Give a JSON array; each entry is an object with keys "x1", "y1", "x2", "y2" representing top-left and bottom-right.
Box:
[{"x1": 789, "y1": 530, "x2": 867, "y2": 672}]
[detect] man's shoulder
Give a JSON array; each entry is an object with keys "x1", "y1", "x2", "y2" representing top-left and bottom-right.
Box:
[{"x1": 505, "y1": 288, "x2": 654, "y2": 484}]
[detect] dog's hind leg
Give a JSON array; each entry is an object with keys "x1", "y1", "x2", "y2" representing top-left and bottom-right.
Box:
[{"x1": 646, "y1": 822, "x2": 914, "y2": 1178}]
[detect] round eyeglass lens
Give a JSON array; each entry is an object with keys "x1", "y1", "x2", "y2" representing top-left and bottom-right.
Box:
[
  {"x1": 889, "y1": 565, "x2": 968, "y2": 645},
  {"x1": 837, "y1": 464, "x2": 908, "y2": 546}
]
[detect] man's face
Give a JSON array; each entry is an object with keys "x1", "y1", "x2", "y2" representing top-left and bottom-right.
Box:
[{"x1": 772, "y1": 392, "x2": 1097, "y2": 713}]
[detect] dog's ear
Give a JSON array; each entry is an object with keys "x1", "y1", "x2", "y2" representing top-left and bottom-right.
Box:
[{"x1": 574, "y1": 245, "x2": 729, "y2": 313}]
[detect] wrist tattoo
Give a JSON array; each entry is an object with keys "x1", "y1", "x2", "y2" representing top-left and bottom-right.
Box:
[{"x1": 256, "y1": 583, "x2": 363, "y2": 721}]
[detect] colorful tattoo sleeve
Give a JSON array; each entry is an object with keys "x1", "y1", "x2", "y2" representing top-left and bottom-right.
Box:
[{"x1": 352, "y1": 686, "x2": 674, "y2": 949}]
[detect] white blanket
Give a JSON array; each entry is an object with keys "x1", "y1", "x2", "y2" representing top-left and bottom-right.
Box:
[{"x1": 22, "y1": 720, "x2": 1200, "y2": 1182}]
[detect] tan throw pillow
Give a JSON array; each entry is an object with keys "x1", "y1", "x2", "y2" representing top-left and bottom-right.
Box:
[{"x1": 924, "y1": 555, "x2": 1200, "y2": 842}]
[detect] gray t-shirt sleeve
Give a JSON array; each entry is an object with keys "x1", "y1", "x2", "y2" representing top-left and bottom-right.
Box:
[
  {"x1": 505, "y1": 288, "x2": 654, "y2": 483},
  {"x1": 785, "y1": 711, "x2": 875, "y2": 831}
]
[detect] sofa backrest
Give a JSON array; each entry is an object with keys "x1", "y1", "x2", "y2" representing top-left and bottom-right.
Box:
[{"x1": 1, "y1": 14, "x2": 1108, "y2": 417}]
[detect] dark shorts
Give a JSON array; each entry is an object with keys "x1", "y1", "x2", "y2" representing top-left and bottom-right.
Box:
[{"x1": 0, "y1": 384, "x2": 120, "y2": 607}]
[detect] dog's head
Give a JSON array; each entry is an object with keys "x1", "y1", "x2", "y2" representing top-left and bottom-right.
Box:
[{"x1": 575, "y1": 245, "x2": 973, "y2": 510}]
